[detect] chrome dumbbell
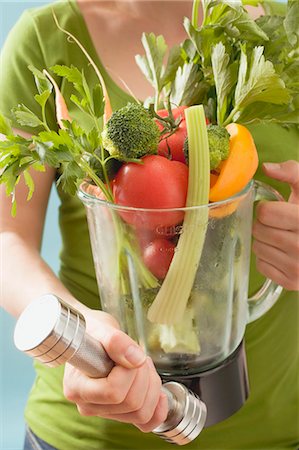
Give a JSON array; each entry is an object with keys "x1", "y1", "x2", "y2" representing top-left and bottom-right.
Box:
[{"x1": 14, "y1": 294, "x2": 207, "y2": 445}]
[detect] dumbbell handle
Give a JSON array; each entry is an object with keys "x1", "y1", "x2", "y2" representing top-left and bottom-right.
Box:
[{"x1": 68, "y1": 328, "x2": 114, "y2": 377}]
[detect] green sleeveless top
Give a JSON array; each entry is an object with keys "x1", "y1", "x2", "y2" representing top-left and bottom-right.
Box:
[{"x1": 0, "y1": 2, "x2": 298, "y2": 449}]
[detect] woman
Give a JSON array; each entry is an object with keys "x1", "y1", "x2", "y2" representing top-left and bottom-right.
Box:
[{"x1": 0, "y1": 1, "x2": 298, "y2": 449}]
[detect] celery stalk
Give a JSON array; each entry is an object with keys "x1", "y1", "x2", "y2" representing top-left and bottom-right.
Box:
[{"x1": 147, "y1": 105, "x2": 210, "y2": 324}]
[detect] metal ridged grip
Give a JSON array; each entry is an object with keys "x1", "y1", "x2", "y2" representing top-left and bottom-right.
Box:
[{"x1": 14, "y1": 294, "x2": 207, "y2": 445}]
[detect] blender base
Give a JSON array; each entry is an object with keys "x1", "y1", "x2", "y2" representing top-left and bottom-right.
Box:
[{"x1": 161, "y1": 341, "x2": 249, "y2": 427}]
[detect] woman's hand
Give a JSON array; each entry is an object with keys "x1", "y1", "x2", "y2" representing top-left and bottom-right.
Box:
[
  {"x1": 63, "y1": 308, "x2": 168, "y2": 433},
  {"x1": 252, "y1": 160, "x2": 299, "y2": 291}
]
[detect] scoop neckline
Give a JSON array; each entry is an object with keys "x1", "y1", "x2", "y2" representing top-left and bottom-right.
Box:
[{"x1": 68, "y1": 0, "x2": 133, "y2": 102}]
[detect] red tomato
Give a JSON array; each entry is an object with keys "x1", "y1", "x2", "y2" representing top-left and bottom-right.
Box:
[
  {"x1": 158, "y1": 123, "x2": 187, "y2": 163},
  {"x1": 142, "y1": 238, "x2": 175, "y2": 279},
  {"x1": 156, "y1": 106, "x2": 187, "y2": 125},
  {"x1": 135, "y1": 228, "x2": 157, "y2": 248},
  {"x1": 113, "y1": 155, "x2": 188, "y2": 229},
  {"x1": 136, "y1": 224, "x2": 179, "y2": 249},
  {"x1": 156, "y1": 107, "x2": 210, "y2": 163},
  {"x1": 156, "y1": 107, "x2": 187, "y2": 163}
]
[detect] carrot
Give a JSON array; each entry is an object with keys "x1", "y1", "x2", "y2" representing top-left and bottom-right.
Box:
[
  {"x1": 209, "y1": 123, "x2": 258, "y2": 202},
  {"x1": 85, "y1": 183, "x2": 104, "y2": 199},
  {"x1": 43, "y1": 69, "x2": 71, "y2": 128}
]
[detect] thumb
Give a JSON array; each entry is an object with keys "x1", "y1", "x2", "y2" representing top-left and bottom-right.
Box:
[
  {"x1": 263, "y1": 160, "x2": 299, "y2": 203},
  {"x1": 100, "y1": 327, "x2": 146, "y2": 370}
]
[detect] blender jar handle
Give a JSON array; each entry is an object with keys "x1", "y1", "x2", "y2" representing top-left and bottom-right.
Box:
[{"x1": 247, "y1": 180, "x2": 285, "y2": 323}]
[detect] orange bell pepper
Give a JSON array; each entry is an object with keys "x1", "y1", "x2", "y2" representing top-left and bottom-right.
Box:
[
  {"x1": 210, "y1": 172, "x2": 218, "y2": 189},
  {"x1": 209, "y1": 123, "x2": 258, "y2": 202}
]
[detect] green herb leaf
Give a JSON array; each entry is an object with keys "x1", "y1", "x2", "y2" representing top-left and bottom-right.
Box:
[
  {"x1": 52, "y1": 64, "x2": 105, "y2": 121},
  {"x1": 255, "y1": 15, "x2": 286, "y2": 67},
  {"x1": 211, "y1": 42, "x2": 238, "y2": 124},
  {"x1": 236, "y1": 101, "x2": 299, "y2": 124},
  {"x1": 34, "y1": 90, "x2": 52, "y2": 108},
  {"x1": 58, "y1": 160, "x2": 84, "y2": 196},
  {"x1": 38, "y1": 129, "x2": 73, "y2": 149},
  {"x1": 66, "y1": 120, "x2": 86, "y2": 139},
  {"x1": 92, "y1": 84, "x2": 105, "y2": 118},
  {"x1": 32, "y1": 140, "x2": 49, "y2": 163},
  {"x1": 181, "y1": 39, "x2": 198, "y2": 63},
  {"x1": 70, "y1": 94, "x2": 85, "y2": 113},
  {"x1": 23, "y1": 170, "x2": 34, "y2": 200},
  {"x1": 88, "y1": 127, "x2": 102, "y2": 150},
  {"x1": 284, "y1": 0, "x2": 299, "y2": 47},
  {"x1": 32, "y1": 162, "x2": 46, "y2": 172},
  {"x1": 282, "y1": 61, "x2": 299, "y2": 92},
  {"x1": 33, "y1": 141, "x2": 59, "y2": 166},
  {"x1": 19, "y1": 156, "x2": 33, "y2": 166},
  {"x1": 255, "y1": 8, "x2": 299, "y2": 98},
  {"x1": 51, "y1": 65, "x2": 84, "y2": 96},
  {"x1": 136, "y1": 33, "x2": 168, "y2": 93},
  {"x1": 228, "y1": 9, "x2": 268, "y2": 41},
  {"x1": 162, "y1": 45, "x2": 184, "y2": 86},
  {"x1": 171, "y1": 62, "x2": 209, "y2": 106},
  {"x1": 0, "y1": 161, "x2": 21, "y2": 196},
  {"x1": 0, "y1": 113, "x2": 13, "y2": 136},
  {"x1": 206, "y1": 2, "x2": 269, "y2": 41},
  {"x1": 33, "y1": 131, "x2": 73, "y2": 166},
  {"x1": 28, "y1": 65, "x2": 53, "y2": 95},
  {"x1": 201, "y1": 0, "x2": 218, "y2": 11},
  {"x1": 82, "y1": 70, "x2": 93, "y2": 110},
  {"x1": 11, "y1": 198, "x2": 17, "y2": 217},
  {"x1": 12, "y1": 104, "x2": 43, "y2": 128},
  {"x1": 184, "y1": 17, "x2": 220, "y2": 67},
  {"x1": 232, "y1": 46, "x2": 291, "y2": 123},
  {"x1": 135, "y1": 54, "x2": 153, "y2": 88}
]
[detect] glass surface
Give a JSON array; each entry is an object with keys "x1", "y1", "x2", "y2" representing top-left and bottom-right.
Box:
[{"x1": 78, "y1": 182, "x2": 254, "y2": 376}]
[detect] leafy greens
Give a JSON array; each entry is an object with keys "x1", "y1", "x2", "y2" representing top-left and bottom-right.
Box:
[{"x1": 135, "y1": 0, "x2": 298, "y2": 126}]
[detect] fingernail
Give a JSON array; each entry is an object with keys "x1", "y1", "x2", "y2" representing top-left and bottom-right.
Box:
[
  {"x1": 125, "y1": 345, "x2": 146, "y2": 366},
  {"x1": 263, "y1": 162, "x2": 281, "y2": 172}
]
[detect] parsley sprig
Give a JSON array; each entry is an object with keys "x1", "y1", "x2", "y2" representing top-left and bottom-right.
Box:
[{"x1": 0, "y1": 64, "x2": 113, "y2": 214}]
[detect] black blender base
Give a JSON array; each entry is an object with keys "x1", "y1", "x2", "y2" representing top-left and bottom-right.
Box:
[{"x1": 161, "y1": 341, "x2": 249, "y2": 427}]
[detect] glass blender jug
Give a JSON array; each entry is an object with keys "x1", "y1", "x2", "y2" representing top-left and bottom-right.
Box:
[{"x1": 78, "y1": 179, "x2": 283, "y2": 428}]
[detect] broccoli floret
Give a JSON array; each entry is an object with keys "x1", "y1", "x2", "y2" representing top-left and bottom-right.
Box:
[
  {"x1": 208, "y1": 125, "x2": 230, "y2": 169},
  {"x1": 184, "y1": 124, "x2": 230, "y2": 170},
  {"x1": 102, "y1": 103, "x2": 160, "y2": 159}
]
